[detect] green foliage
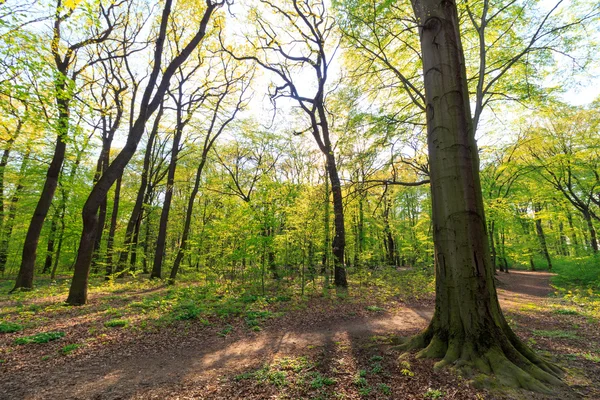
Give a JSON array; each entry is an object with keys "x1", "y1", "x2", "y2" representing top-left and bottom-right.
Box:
[
  {"x1": 531, "y1": 329, "x2": 578, "y2": 339},
  {"x1": 0, "y1": 321, "x2": 23, "y2": 333},
  {"x1": 14, "y1": 331, "x2": 65, "y2": 345},
  {"x1": 59, "y1": 343, "x2": 80, "y2": 355},
  {"x1": 424, "y1": 388, "x2": 445, "y2": 399},
  {"x1": 581, "y1": 353, "x2": 600, "y2": 363},
  {"x1": 218, "y1": 325, "x2": 233, "y2": 337},
  {"x1": 235, "y1": 364, "x2": 288, "y2": 386},
  {"x1": 552, "y1": 256, "x2": 600, "y2": 290},
  {"x1": 378, "y1": 383, "x2": 391, "y2": 395},
  {"x1": 309, "y1": 372, "x2": 336, "y2": 388},
  {"x1": 104, "y1": 319, "x2": 128, "y2": 328},
  {"x1": 553, "y1": 308, "x2": 580, "y2": 316}
]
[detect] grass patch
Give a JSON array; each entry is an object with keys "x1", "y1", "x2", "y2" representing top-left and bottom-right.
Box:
[
  {"x1": 14, "y1": 331, "x2": 65, "y2": 345},
  {"x1": 309, "y1": 372, "x2": 336, "y2": 388},
  {"x1": 581, "y1": 352, "x2": 600, "y2": 363},
  {"x1": 424, "y1": 388, "x2": 445, "y2": 398},
  {"x1": 104, "y1": 319, "x2": 128, "y2": 328},
  {"x1": 0, "y1": 321, "x2": 23, "y2": 333},
  {"x1": 553, "y1": 307, "x2": 580, "y2": 315},
  {"x1": 531, "y1": 329, "x2": 578, "y2": 339},
  {"x1": 59, "y1": 343, "x2": 81, "y2": 355}
]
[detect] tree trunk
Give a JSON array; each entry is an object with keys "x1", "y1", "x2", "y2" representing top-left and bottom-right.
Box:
[
  {"x1": 489, "y1": 220, "x2": 498, "y2": 272},
  {"x1": 326, "y1": 153, "x2": 347, "y2": 287},
  {"x1": 322, "y1": 163, "x2": 330, "y2": 284},
  {"x1": 0, "y1": 120, "x2": 22, "y2": 236},
  {"x1": 565, "y1": 209, "x2": 579, "y2": 255},
  {"x1": 401, "y1": 0, "x2": 562, "y2": 391},
  {"x1": 583, "y1": 211, "x2": 598, "y2": 253},
  {"x1": 11, "y1": 96, "x2": 68, "y2": 292},
  {"x1": 106, "y1": 174, "x2": 122, "y2": 277},
  {"x1": 117, "y1": 104, "x2": 163, "y2": 270},
  {"x1": 533, "y1": 204, "x2": 552, "y2": 269},
  {"x1": 169, "y1": 156, "x2": 208, "y2": 282},
  {"x1": 0, "y1": 149, "x2": 29, "y2": 274},
  {"x1": 150, "y1": 118, "x2": 184, "y2": 279},
  {"x1": 42, "y1": 214, "x2": 58, "y2": 274}
]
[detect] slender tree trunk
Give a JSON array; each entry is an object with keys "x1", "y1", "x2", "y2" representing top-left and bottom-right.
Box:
[
  {"x1": 151, "y1": 121, "x2": 184, "y2": 279},
  {"x1": 117, "y1": 104, "x2": 163, "y2": 270},
  {"x1": 326, "y1": 153, "x2": 347, "y2": 287},
  {"x1": 489, "y1": 220, "x2": 498, "y2": 272},
  {"x1": 106, "y1": 174, "x2": 122, "y2": 277},
  {"x1": 401, "y1": 0, "x2": 561, "y2": 391},
  {"x1": 12, "y1": 96, "x2": 68, "y2": 292},
  {"x1": 322, "y1": 163, "x2": 330, "y2": 284},
  {"x1": 42, "y1": 213, "x2": 58, "y2": 274},
  {"x1": 565, "y1": 209, "x2": 579, "y2": 255},
  {"x1": 533, "y1": 204, "x2": 552, "y2": 269},
  {"x1": 0, "y1": 149, "x2": 29, "y2": 273},
  {"x1": 0, "y1": 120, "x2": 22, "y2": 235},
  {"x1": 383, "y1": 189, "x2": 396, "y2": 266},
  {"x1": 142, "y1": 216, "x2": 151, "y2": 274},
  {"x1": 583, "y1": 211, "x2": 598, "y2": 253}
]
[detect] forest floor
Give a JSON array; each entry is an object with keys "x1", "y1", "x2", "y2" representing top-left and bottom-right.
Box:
[{"x1": 0, "y1": 270, "x2": 599, "y2": 400}]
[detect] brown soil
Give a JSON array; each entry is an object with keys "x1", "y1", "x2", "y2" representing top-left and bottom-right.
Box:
[{"x1": 1, "y1": 270, "x2": 598, "y2": 400}]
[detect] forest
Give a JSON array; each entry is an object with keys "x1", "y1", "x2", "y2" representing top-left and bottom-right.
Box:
[{"x1": 0, "y1": 0, "x2": 599, "y2": 399}]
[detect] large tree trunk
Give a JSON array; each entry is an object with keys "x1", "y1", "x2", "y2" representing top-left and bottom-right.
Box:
[
  {"x1": 401, "y1": 0, "x2": 562, "y2": 392},
  {"x1": 11, "y1": 96, "x2": 68, "y2": 292}
]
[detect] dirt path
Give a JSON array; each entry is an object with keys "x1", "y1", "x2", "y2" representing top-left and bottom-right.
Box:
[{"x1": 0, "y1": 271, "x2": 560, "y2": 400}]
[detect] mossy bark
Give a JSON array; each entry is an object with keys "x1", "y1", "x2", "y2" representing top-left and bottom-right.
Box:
[{"x1": 401, "y1": 0, "x2": 562, "y2": 392}]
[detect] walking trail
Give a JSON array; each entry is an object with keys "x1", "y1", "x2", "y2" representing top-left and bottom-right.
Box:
[{"x1": 1, "y1": 270, "x2": 557, "y2": 400}]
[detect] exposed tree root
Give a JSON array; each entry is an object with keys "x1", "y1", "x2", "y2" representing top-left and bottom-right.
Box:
[{"x1": 394, "y1": 326, "x2": 564, "y2": 394}]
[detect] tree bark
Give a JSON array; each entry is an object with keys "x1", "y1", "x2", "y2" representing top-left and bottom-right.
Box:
[{"x1": 400, "y1": 0, "x2": 562, "y2": 391}]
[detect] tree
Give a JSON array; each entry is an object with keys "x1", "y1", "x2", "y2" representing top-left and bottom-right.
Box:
[
  {"x1": 399, "y1": 0, "x2": 562, "y2": 391},
  {"x1": 169, "y1": 54, "x2": 252, "y2": 283},
  {"x1": 66, "y1": 0, "x2": 227, "y2": 305},
  {"x1": 222, "y1": 0, "x2": 349, "y2": 287},
  {"x1": 12, "y1": 0, "x2": 127, "y2": 291}
]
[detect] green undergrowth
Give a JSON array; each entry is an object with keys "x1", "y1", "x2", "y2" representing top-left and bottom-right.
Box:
[
  {"x1": 14, "y1": 331, "x2": 65, "y2": 345},
  {"x1": 0, "y1": 267, "x2": 433, "y2": 346},
  {"x1": 551, "y1": 256, "x2": 600, "y2": 320}
]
